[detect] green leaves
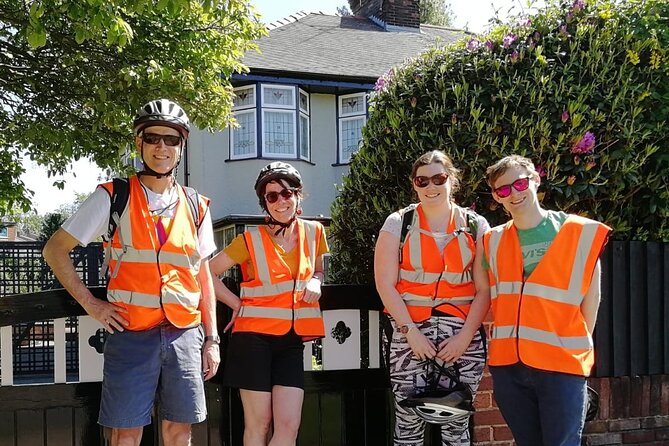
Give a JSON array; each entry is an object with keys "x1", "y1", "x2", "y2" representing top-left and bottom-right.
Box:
[
  {"x1": 0, "y1": 0, "x2": 266, "y2": 215},
  {"x1": 330, "y1": 0, "x2": 669, "y2": 284}
]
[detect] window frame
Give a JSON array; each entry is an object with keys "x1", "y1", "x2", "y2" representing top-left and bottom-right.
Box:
[
  {"x1": 261, "y1": 108, "x2": 297, "y2": 158},
  {"x1": 230, "y1": 108, "x2": 258, "y2": 160}
]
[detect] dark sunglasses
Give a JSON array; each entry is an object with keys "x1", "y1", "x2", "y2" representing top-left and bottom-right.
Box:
[
  {"x1": 142, "y1": 132, "x2": 182, "y2": 147},
  {"x1": 493, "y1": 176, "x2": 532, "y2": 198},
  {"x1": 264, "y1": 188, "x2": 296, "y2": 204},
  {"x1": 413, "y1": 173, "x2": 449, "y2": 188}
]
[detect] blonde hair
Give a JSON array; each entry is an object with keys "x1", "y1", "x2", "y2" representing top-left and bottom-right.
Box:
[
  {"x1": 410, "y1": 150, "x2": 461, "y2": 193},
  {"x1": 486, "y1": 155, "x2": 539, "y2": 187}
]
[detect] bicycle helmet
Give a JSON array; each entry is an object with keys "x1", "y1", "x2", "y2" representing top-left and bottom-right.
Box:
[
  {"x1": 399, "y1": 384, "x2": 475, "y2": 425},
  {"x1": 254, "y1": 162, "x2": 303, "y2": 235},
  {"x1": 133, "y1": 99, "x2": 190, "y2": 136},
  {"x1": 585, "y1": 385, "x2": 599, "y2": 422},
  {"x1": 254, "y1": 162, "x2": 302, "y2": 200}
]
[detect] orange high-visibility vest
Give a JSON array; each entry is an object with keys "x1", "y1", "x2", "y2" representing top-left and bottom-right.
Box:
[
  {"x1": 100, "y1": 176, "x2": 208, "y2": 331},
  {"x1": 234, "y1": 219, "x2": 325, "y2": 338},
  {"x1": 484, "y1": 215, "x2": 611, "y2": 376},
  {"x1": 395, "y1": 203, "x2": 478, "y2": 322}
]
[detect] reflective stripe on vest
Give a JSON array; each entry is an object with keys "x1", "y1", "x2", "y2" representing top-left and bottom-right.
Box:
[
  {"x1": 235, "y1": 219, "x2": 325, "y2": 338},
  {"x1": 485, "y1": 214, "x2": 611, "y2": 375},
  {"x1": 395, "y1": 203, "x2": 477, "y2": 321},
  {"x1": 492, "y1": 325, "x2": 592, "y2": 350},
  {"x1": 101, "y1": 176, "x2": 206, "y2": 331}
]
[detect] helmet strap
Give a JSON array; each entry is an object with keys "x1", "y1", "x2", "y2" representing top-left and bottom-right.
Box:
[{"x1": 263, "y1": 195, "x2": 301, "y2": 236}]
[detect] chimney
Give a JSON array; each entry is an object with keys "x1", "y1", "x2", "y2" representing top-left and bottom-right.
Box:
[{"x1": 348, "y1": 0, "x2": 421, "y2": 31}]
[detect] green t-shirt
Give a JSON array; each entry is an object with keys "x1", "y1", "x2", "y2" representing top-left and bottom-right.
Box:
[{"x1": 484, "y1": 210, "x2": 569, "y2": 279}]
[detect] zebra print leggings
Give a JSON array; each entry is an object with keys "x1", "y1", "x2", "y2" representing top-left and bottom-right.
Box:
[{"x1": 385, "y1": 316, "x2": 486, "y2": 446}]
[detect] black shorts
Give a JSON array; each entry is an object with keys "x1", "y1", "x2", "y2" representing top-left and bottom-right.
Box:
[{"x1": 223, "y1": 330, "x2": 305, "y2": 391}]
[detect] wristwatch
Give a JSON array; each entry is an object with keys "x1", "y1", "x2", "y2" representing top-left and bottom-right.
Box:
[
  {"x1": 204, "y1": 335, "x2": 221, "y2": 344},
  {"x1": 398, "y1": 323, "x2": 417, "y2": 334}
]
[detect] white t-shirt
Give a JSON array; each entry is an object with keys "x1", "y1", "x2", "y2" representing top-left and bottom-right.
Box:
[
  {"x1": 380, "y1": 208, "x2": 489, "y2": 252},
  {"x1": 62, "y1": 184, "x2": 216, "y2": 258}
]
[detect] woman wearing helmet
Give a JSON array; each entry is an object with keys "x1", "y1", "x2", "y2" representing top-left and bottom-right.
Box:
[
  {"x1": 374, "y1": 150, "x2": 490, "y2": 445},
  {"x1": 209, "y1": 162, "x2": 329, "y2": 446}
]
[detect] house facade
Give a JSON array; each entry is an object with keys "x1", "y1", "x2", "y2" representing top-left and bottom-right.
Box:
[{"x1": 184, "y1": 0, "x2": 465, "y2": 240}]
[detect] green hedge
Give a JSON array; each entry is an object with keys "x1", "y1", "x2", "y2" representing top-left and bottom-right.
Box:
[{"x1": 329, "y1": 0, "x2": 669, "y2": 285}]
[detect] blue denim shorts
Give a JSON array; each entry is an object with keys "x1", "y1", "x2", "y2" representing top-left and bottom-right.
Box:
[{"x1": 98, "y1": 324, "x2": 206, "y2": 428}]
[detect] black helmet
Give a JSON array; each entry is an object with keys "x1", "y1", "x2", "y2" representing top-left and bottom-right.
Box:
[
  {"x1": 133, "y1": 99, "x2": 190, "y2": 135},
  {"x1": 399, "y1": 385, "x2": 475, "y2": 425},
  {"x1": 585, "y1": 385, "x2": 599, "y2": 422},
  {"x1": 254, "y1": 162, "x2": 303, "y2": 200}
]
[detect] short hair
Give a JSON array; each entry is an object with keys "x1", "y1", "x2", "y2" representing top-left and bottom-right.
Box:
[
  {"x1": 410, "y1": 150, "x2": 461, "y2": 193},
  {"x1": 486, "y1": 155, "x2": 539, "y2": 187}
]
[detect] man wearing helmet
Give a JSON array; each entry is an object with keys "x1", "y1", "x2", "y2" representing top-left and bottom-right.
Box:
[
  {"x1": 209, "y1": 162, "x2": 328, "y2": 446},
  {"x1": 43, "y1": 99, "x2": 220, "y2": 446}
]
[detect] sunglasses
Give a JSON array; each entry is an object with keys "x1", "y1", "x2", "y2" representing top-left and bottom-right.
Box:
[
  {"x1": 413, "y1": 173, "x2": 449, "y2": 188},
  {"x1": 142, "y1": 132, "x2": 183, "y2": 147},
  {"x1": 493, "y1": 176, "x2": 532, "y2": 198},
  {"x1": 264, "y1": 188, "x2": 296, "y2": 204}
]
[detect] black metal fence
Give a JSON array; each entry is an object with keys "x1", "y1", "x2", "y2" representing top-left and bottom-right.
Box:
[{"x1": 0, "y1": 241, "x2": 104, "y2": 382}]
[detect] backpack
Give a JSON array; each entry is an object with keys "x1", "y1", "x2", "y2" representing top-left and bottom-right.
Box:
[
  {"x1": 398, "y1": 204, "x2": 479, "y2": 263},
  {"x1": 103, "y1": 177, "x2": 202, "y2": 243}
]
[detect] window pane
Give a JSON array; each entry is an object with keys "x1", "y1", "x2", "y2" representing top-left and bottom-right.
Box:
[
  {"x1": 232, "y1": 111, "x2": 256, "y2": 156},
  {"x1": 233, "y1": 86, "x2": 255, "y2": 109},
  {"x1": 264, "y1": 111, "x2": 295, "y2": 155},
  {"x1": 299, "y1": 91, "x2": 309, "y2": 114},
  {"x1": 0, "y1": 226, "x2": 7, "y2": 238},
  {"x1": 340, "y1": 117, "x2": 365, "y2": 161},
  {"x1": 263, "y1": 86, "x2": 294, "y2": 107},
  {"x1": 340, "y1": 94, "x2": 365, "y2": 116},
  {"x1": 300, "y1": 114, "x2": 309, "y2": 159}
]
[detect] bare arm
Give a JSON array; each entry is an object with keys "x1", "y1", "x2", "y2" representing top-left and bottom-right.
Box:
[
  {"x1": 581, "y1": 260, "x2": 602, "y2": 333},
  {"x1": 374, "y1": 230, "x2": 436, "y2": 360},
  {"x1": 302, "y1": 254, "x2": 324, "y2": 303},
  {"x1": 43, "y1": 229, "x2": 128, "y2": 332},
  {"x1": 198, "y1": 258, "x2": 220, "y2": 381},
  {"x1": 209, "y1": 250, "x2": 242, "y2": 332},
  {"x1": 438, "y1": 238, "x2": 491, "y2": 362}
]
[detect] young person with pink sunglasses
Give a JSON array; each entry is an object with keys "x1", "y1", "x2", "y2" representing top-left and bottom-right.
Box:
[{"x1": 483, "y1": 155, "x2": 611, "y2": 446}]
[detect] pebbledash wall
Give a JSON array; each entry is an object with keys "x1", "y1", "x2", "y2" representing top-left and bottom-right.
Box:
[{"x1": 473, "y1": 241, "x2": 669, "y2": 446}]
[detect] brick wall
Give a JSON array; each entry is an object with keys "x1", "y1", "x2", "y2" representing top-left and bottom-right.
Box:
[
  {"x1": 472, "y1": 372, "x2": 669, "y2": 445},
  {"x1": 348, "y1": 0, "x2": 420, "y2": 29}
]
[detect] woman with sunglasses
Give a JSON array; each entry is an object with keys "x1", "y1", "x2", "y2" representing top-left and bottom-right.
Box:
[
  {"x1": 483, "y1": 155, "x2": 611, "y2": 446},
  {"x1": 374, "y1": 150, "x2": 490, "y2": 445},
  {"x1": 208, "y1": 162, "x2": 328, "y2": 446}
]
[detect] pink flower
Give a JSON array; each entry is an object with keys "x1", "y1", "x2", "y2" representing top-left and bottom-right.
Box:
[
  {"x1": 467, "y1": 38, "x2": 480, "y2": 50},
  {"x1": 571, "y1": 131, "x2": 596, "y2": 154},
  {"x1": 485, "y1": 40, "x2": 494, "y2": 50},
  {"x1": 585, "y1": 160, "x2": 597, "y2": 171},
  {"x1": 503, "y1": 33, "x2": 517, "y2": 48},
  {"x1": 410, "y1": 97, "x2": 417, "y2": 108},
  {"x1": 559, "y1": 24, "x2": 570, "y2": 37},
  {"x1": 374, "y1": 77, "x2": 386, "y2": 91},
  {"x1": 561, "y1": 111, "x2": 570, "y2": 122},
  {"x1": 572, "y1": 0, "x2": 584, "y2": 12},
  {"x1": 536, "y1": 165, "x2": 547, "y2": 177},
  {"x1": 510, "y1": 50, "x2": 519, "y2": 63},
  {"x1": 567, "y1": 175, "x2": 576, "y2": 185},
  {"x1": 573, "y1": 155, "x2": 581, "y2": 165},
  {"x1": 566, "y1": 11, "x2": 574, "y2": 22},
  {"x1": 451, "y1": 113, "x2": 458, "y2": 124}
]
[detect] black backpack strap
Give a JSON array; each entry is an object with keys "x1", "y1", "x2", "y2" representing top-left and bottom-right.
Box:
[
  {"x1": 105, "y1": 177, "x2": 130, "y2": 242},
  {"x1": 181, "y1": 185, "x2": 202, "y2": 232},
  {"x1": 398, "y1": 205, "x2": 417, "y2": 264}
]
